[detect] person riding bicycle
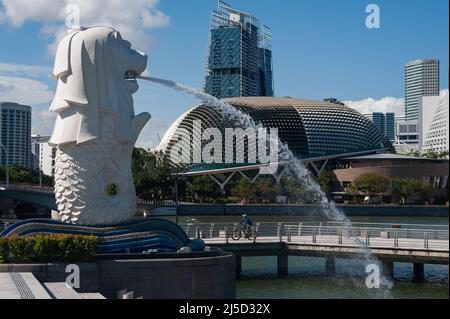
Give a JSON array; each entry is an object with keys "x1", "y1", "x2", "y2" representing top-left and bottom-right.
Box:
[
  {"x1": 242, "y1": 214, "x2": 253, "y2": 238},
  {"x1": 242, "y1": 214, "x2": 253, "y2": 226}
]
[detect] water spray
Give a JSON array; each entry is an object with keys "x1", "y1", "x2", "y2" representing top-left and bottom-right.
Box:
[{"x1": 138, "y1": 75, "x2": 394, "y2": 298}]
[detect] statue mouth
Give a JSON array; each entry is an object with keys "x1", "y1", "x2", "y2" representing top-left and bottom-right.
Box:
[{"x1": 125, "y1": 70, "x2": 139, "y2": 80}]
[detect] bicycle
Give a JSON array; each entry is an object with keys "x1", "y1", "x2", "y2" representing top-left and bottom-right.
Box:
[{"x1": 232, "y1": 222, "x2": 258, "y2": 241}]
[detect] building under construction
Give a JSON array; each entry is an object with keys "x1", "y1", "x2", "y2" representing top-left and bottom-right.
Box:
[{"x1": 204, "y1": 1, "x2": 274, "y2": 99}]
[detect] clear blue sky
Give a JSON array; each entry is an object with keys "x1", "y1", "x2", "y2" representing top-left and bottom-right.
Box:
[{"x1": 0, "y1": 0, "x2": 448, "y2": 148}]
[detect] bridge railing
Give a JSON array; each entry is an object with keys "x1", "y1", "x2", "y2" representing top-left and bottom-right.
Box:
[
  {"x1": 0, "y1": 219, "x2": 17, "y2": 232},
  {"x1": 0, "y1": 183, "x2": 54, "y2": 194},
  {"x1": 179, "y1": 222, "x2": 449, "y2": 250},
  {"x1": 2, "y1": 220, "x2": 448, "y2": 250},
  {"x1": 136, "y1": 199, "x2": 177, "y2": 207}
]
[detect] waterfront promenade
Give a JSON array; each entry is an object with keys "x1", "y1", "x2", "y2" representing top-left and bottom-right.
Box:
[{"x1": 180, "y1": 222, "x2": 449, "y2": 279}]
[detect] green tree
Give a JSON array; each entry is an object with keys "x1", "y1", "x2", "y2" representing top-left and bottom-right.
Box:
[
  {"x1": 231, "y1": 177, "x2": 256, "y2": 204},
  {"x1": 0, "y1": 165, "x2": 53, "y2": 186},
  {"x1": 421, "y1": 151, "x2": 440, "y2": 160},
  {"x1": 392, "y1": 178, "x2": 417, "y2": 204},
  {"x1": 439, "y1": 151, "x2": 449, "y2": 159},
  {"x1": 131, "y1": 148, "x2": 176, "y2": 200},
  {"x1": 416, "y1": 180, "x2": 435, "y2": 204},
  {"x1": 317, "y1": 171, "x2": 336, "y2": 197},
  {"x1": 187, "y1": 176, "x2": 219, "y2": 202},
  {"x1": 346, "y1": 183, "x2": 360, "y2": 204},
  {"x1": 352, "y1": 173, "x2": 390, "y2": 198},
  {"x1": 255, "y1": 178, "x2": 277, "y2": 203},
  {"x1": 281, "y1": 176, "x2": 298, "y2": 203}
]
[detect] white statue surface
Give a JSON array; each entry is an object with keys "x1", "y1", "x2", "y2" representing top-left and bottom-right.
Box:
[{"x1": 48, "y1": 26, "x2": 151, "y2": 226}]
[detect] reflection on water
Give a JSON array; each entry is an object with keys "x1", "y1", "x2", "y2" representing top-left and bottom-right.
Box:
[{"x1": 236, "y1": 256, "x2": 448, "y2": 299}]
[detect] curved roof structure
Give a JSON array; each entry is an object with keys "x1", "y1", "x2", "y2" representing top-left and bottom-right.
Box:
[
  {"x1": 156, "y1": 97, "x2": 389, "y2": 167},
  {"x1": 423, "y1": 90, "x2": 449, "y2": 153}
]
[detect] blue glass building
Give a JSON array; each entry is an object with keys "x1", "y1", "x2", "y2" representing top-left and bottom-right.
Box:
[
  {"x1": 372, "y1": 112, "x2": 396, "y2": 142},
  {"x1": 205, "y1": 1, "x2": 274, "y2": 99}
]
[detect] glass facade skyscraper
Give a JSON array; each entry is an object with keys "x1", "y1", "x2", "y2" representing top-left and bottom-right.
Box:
[
  {"x1": 405, "y1": 59, "x2": 440, "y2": 121},
  {"x1": 0, "y1": 101, "x2": 32, "y2": 168},
  {"x1": 369, "y1": 112, "x2": 396, "y2": 142},
  {"x1": 204, "y1": 1, "x2": 273, "y2": 99}
]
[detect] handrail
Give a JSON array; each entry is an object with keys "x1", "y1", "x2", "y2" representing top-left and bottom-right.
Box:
[
  {"x1": 2, "y1": 219, "x2": 448, "y2": 251},
  {"x1": 178, "y1": 221, "x2": 449, "y2": 251},
  {"x1": 0, "y1": 184, "x2": 176, "y2": 207},
  {"x1": 0, "y1": 183, "x2": 54, "y2": 193}
]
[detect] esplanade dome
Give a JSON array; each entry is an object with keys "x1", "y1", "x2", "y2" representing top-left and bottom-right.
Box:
[{"x1": 156, "y1": 97, "x2": 389, "y2": 166}]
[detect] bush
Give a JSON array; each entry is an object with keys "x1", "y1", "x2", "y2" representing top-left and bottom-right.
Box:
[{"x1": 0, "y1": 235, "x2": 97, "y2": 264}]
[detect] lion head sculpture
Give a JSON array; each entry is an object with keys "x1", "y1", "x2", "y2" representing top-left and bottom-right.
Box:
[{"x1": 49, "y1": 26, "x2": 150, "y2": 146}]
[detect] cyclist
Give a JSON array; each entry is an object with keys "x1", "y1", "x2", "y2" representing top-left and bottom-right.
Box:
[{"x1": 242, "y1": 214, "x2": 253, "y2": 238}]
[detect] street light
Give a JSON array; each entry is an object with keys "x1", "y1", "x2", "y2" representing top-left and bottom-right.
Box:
[
  {"x1": 32, "y1": 152, "x2": 43, "y2": 187},
  {"x1": 0, "y1": 143, "x2": 9, "y2": 185}
]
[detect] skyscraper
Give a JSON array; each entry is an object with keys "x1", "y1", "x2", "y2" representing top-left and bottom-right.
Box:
[
  {"x1": 0, "y1": 102, "x2": 32, "y2": 168},
  {"x1": 204, "y1": 1, "x2": 273, "y2": 99},
  {"x1": 368, "y1": 112, "x2": 396, "y2": 141},
  {"x1": 31, "y1": 135, "x2": 57, "y2": 177},
  {"x1": 405, "y1": 59, "x2": 440, "y2": 121},
  {"x1": 422, "y1": 90, "x2": 449, "y2": 153}
]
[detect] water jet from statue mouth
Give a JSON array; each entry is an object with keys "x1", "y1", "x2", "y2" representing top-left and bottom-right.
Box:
[
  {"x1": 125, "y1": 70, "x2": 139, "y2": 80},
  {"x1": 137, "y1": 75, "x2": 178, "y2": 87}
]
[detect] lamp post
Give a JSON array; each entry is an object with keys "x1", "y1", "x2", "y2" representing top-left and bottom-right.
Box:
[
  {"x1": 0, "y1": 143, "x2": 9, "y2": 185},
  {"x1": 33, "y1": 152, "x2": 43, "y2": 188}
]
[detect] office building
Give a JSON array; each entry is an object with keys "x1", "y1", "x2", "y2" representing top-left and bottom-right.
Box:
[
  {"x1": 0, "y1": 102, "x2": 32, "y2": 168},
  {"x1": 405, "y1": 59, "x2": 440, "y2": 121},
  {"x1": 396, "y1": 120, "x2": 420, "y2": 145},
  {"x1": 422, "y1": 91, "x2": 449, "y2": 153},
  {"x1": 31, "y1": 135, "x2": 57, "y2": 177},
  {"x1": 367, "y1": 112, "x2": 396, "y2": 141},
  {"x1": 204, "y1": 1, "x2": 273, "y2": 99}
]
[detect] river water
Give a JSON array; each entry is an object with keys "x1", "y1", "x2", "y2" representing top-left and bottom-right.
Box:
[{"x1": 168, "y1": 215, "x2": 449, "y2": 299}]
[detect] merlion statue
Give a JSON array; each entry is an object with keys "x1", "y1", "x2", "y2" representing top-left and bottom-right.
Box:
[{"x1": 48, "y1": 27, "x2": 151, "y2": 226}]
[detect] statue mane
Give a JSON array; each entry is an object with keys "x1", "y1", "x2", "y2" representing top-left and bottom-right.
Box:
[{"x1": 49, "y1": 27, "x2": 134, "y2": 146}]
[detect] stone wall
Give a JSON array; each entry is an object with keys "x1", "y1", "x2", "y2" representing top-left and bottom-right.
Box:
[{"x1": 0, "y1": 252, "x2": 235, "y2": 299}]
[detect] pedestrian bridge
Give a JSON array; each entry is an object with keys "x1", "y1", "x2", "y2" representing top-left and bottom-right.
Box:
[
  {"x1": 0, "y1": 183, "x2": 175, "y2": 212},
  {"x1": 179, "y1": 221, "x2": 449, "y2": 279}
]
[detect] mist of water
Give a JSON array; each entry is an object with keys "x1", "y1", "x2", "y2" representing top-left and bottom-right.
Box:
[{"x1": 138, "y1": 76, "x2": 393, "y2": 297}]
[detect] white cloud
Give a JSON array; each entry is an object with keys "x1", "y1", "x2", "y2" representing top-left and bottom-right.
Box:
[
  {"x1": 0, "y1": 75, "x2": 53, "y2": 105},
  {"x1": 135, "y1": 117, "x2": 170, "y2": 151},
  {"x1": 32, "y1": 108, "x2": 56, "y2": 136},
  {"x1": 0, "y1": 0, "x2": 170, "y2": 52},
  {"x1": 343, "y1": 96, "x2": 405, "y2": 116},
  {"x1": 0, "y1": 63, "x2": 52, "y2": 79}
]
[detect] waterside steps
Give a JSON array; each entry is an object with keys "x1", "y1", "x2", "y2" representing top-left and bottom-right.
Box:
[{"x1": 0, "y1": 273, "x2": 105, "y2": 299}]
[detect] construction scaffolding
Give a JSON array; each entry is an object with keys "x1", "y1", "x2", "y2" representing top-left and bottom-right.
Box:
[{"x1": 204, "y1": 0, "x2": 274, "y2": 98}]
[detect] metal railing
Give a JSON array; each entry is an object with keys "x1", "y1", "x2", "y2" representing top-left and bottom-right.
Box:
[
  {"x1": 2, "y1": 219, "x2": 448, "y2": 251},
  {"x1": 0, "y1": 183, "x2": 54, "y2": 194},
  {"x1": 0, "y1": 184, "x2": 177, "y2": 208},
  {"x1": 136, "y1": 199, "x2": 177, "y2": 207},
  {"x1": 179, "y1": 222, "x2": 449, "y2": 251},
  {"x1": 0, "y1": 219, "x2": 17, "y2": 231}
]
